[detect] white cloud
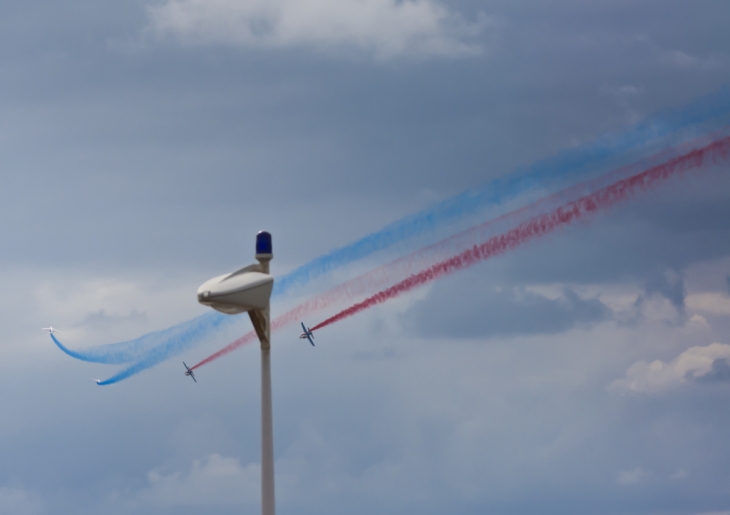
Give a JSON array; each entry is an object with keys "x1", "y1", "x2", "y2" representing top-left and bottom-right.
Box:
[
  {"x1": 632, "y1": 35, "x2": 725, "y2": 71},
  {"x1": 670, "y1": 468, "x2": 688, "y2": 480},
  {"x1": 687, "y1": 293, "x2": 730, "y2": 316},
  {"x1": 609, "y1": 343, "x2": 730, "y2": 394},
  {"x1": 138, "y1": 454, "x2": 259, "y2": 506},
  {"x1": 28, "y1": 268, "x2": 205, "y2": 350},
  {"x1": 146, "y1": 0, "x2": 492, "y2": 58},
  {"x1": 0, "y1": 487, "x2": 43, "y2": 515},
  {"x1": 599, "y1": 84, "x2": 641, "y2": 97},
  {"x1": 617, "y1": 467, "x2": 649, "y2": 486},
  {"x1": 689, "y1": 314, "x2": 708, "y2": 326},
  {"x1": 666, "y1": 50, "x2": 724, "y2": 70}
]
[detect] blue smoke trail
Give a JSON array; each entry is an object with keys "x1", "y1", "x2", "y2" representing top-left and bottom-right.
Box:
[
  {"x1": 94, "y1": 311, "x2": 236, "y2": 385},
  {"x1": 52, "y1": 311, "x2": 239, "y2": 385},
  {"x1": 50, "y1": 312, "x2": 231, "y2": 364},
  {"x1": 55, "y1": 88, "x2": 730, "y2": 384}
]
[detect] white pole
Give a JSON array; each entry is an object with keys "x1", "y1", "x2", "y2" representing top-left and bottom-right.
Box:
[{"x1": 261, "y1": 344, "x2": 276, "y2": 515}]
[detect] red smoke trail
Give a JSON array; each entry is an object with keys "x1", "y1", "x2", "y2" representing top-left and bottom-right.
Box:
[
  {"x1": 191, "y1": 135, "x2": 730, "y2": 370},
  {"x1": 310, "y1": 136, "x2": 730, "y2": 332}
]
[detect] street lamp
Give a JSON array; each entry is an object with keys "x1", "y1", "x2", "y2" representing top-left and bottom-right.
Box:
[{"x1": 196, "y1": 231, "x2": 276, "y2": 515}]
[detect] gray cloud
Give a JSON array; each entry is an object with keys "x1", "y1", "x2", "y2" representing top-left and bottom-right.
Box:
[
  {"x1": 694, "y1": 358, "x2": 730, "y2": 384},
  {"x1": 644, "y1": 270, "x2": 685, "y2": 311},
  {"x1": 0, "y1": 487, "x2": 43, "y2": 515},
  {"x1": 404, "y1": 272, "x2": 611, "y2": 339},
  {"x1": 147, "y1": 0, "x2": 492, "y2": 59},
  {"x1": 485, "y1": 183, "x2": 730, "y2": 289},
  {"x1": 76, "y1": 309, "x2": 148, "y2": 331}
]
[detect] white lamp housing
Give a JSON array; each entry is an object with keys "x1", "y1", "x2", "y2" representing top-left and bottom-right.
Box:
[{"x1": 197, "y1": 269, "x2": 274, "y2": 315}]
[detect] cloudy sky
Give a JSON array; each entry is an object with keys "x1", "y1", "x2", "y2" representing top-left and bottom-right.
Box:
[{"x1": 2, "y1": 0, "x2": 730, "y2": 513}]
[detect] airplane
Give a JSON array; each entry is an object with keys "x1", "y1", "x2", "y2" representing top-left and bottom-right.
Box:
[
  {"x1": 42, "y1": 326, "x2": 62, "y2": 334},
  {"x1": 92, "y1": 378, "x2": 101, "y2": 385},
  {"x1": 183, "y1": 362, "x2": 197, "y2": 383},
  {"x1": 299, "y1": 322, "x2": 315, "y2": 346}
]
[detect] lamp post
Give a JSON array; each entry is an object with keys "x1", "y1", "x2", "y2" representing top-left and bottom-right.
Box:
[{"x1": 197, "y1": 231, "x2": 276, "y2": 515}]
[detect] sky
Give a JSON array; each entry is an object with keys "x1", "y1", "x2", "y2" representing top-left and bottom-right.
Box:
[{"x1": 1, "y1": 0, "x2": 730, "y2": 513}]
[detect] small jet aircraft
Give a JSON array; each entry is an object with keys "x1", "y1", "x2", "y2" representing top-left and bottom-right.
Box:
[
  {"x1": 42, "y1": 326, "x2": 62, "y2": 334},
  {"x1": 299, "y1": 322, "x2": 315, "y2": 346},
  {"x1": 92, "y1": 378, "x2": 101, "y2": 385},
  {"x1": 183, "y1": 362, "x2": 197, "y2": 383}
]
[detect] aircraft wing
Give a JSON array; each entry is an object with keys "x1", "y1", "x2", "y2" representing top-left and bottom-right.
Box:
[
  {"x1": 183, "y1": 362, "x2": 198, "y2": 383},
  {"x1": 300, "y1": 322, "x2": 315, "y2": 345}
]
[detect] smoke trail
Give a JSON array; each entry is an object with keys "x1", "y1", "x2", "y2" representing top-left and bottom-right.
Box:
[
  {"x1": 55, "y1": 91, "x2": 730, "y2": 372},
  {"x1": 94, "y1": 312, "x2": 238, "y2": 385},
  {"x1": 310, "y1": 136, "x2": 730, "y2": 332},
  {"x1": 181, "y1": 134, "x2": 730, "y2": 374},
  {"x1": 50, "y1": 333, "x2": 88, "y2": 360},
  {"x1": 50, "y1": 312, "x2": 232, "y2": 364}
]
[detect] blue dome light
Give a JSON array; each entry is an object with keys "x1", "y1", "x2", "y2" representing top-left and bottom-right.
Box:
[{"x1": 256, "y1": 231, "x2": 273, "y2": 256}]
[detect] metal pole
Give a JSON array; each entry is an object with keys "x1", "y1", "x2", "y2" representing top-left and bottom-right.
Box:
[
  {"x1": 250, "y1": 305, "x2": 275, "y2": 515},
  {"x1": 261, "y1": 343, "x2": 275, "y2": 515}
]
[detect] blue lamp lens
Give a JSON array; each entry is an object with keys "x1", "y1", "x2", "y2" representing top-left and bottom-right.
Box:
[{"x1": 256, "y1": 231, "x2": 273, "y2": 255}]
